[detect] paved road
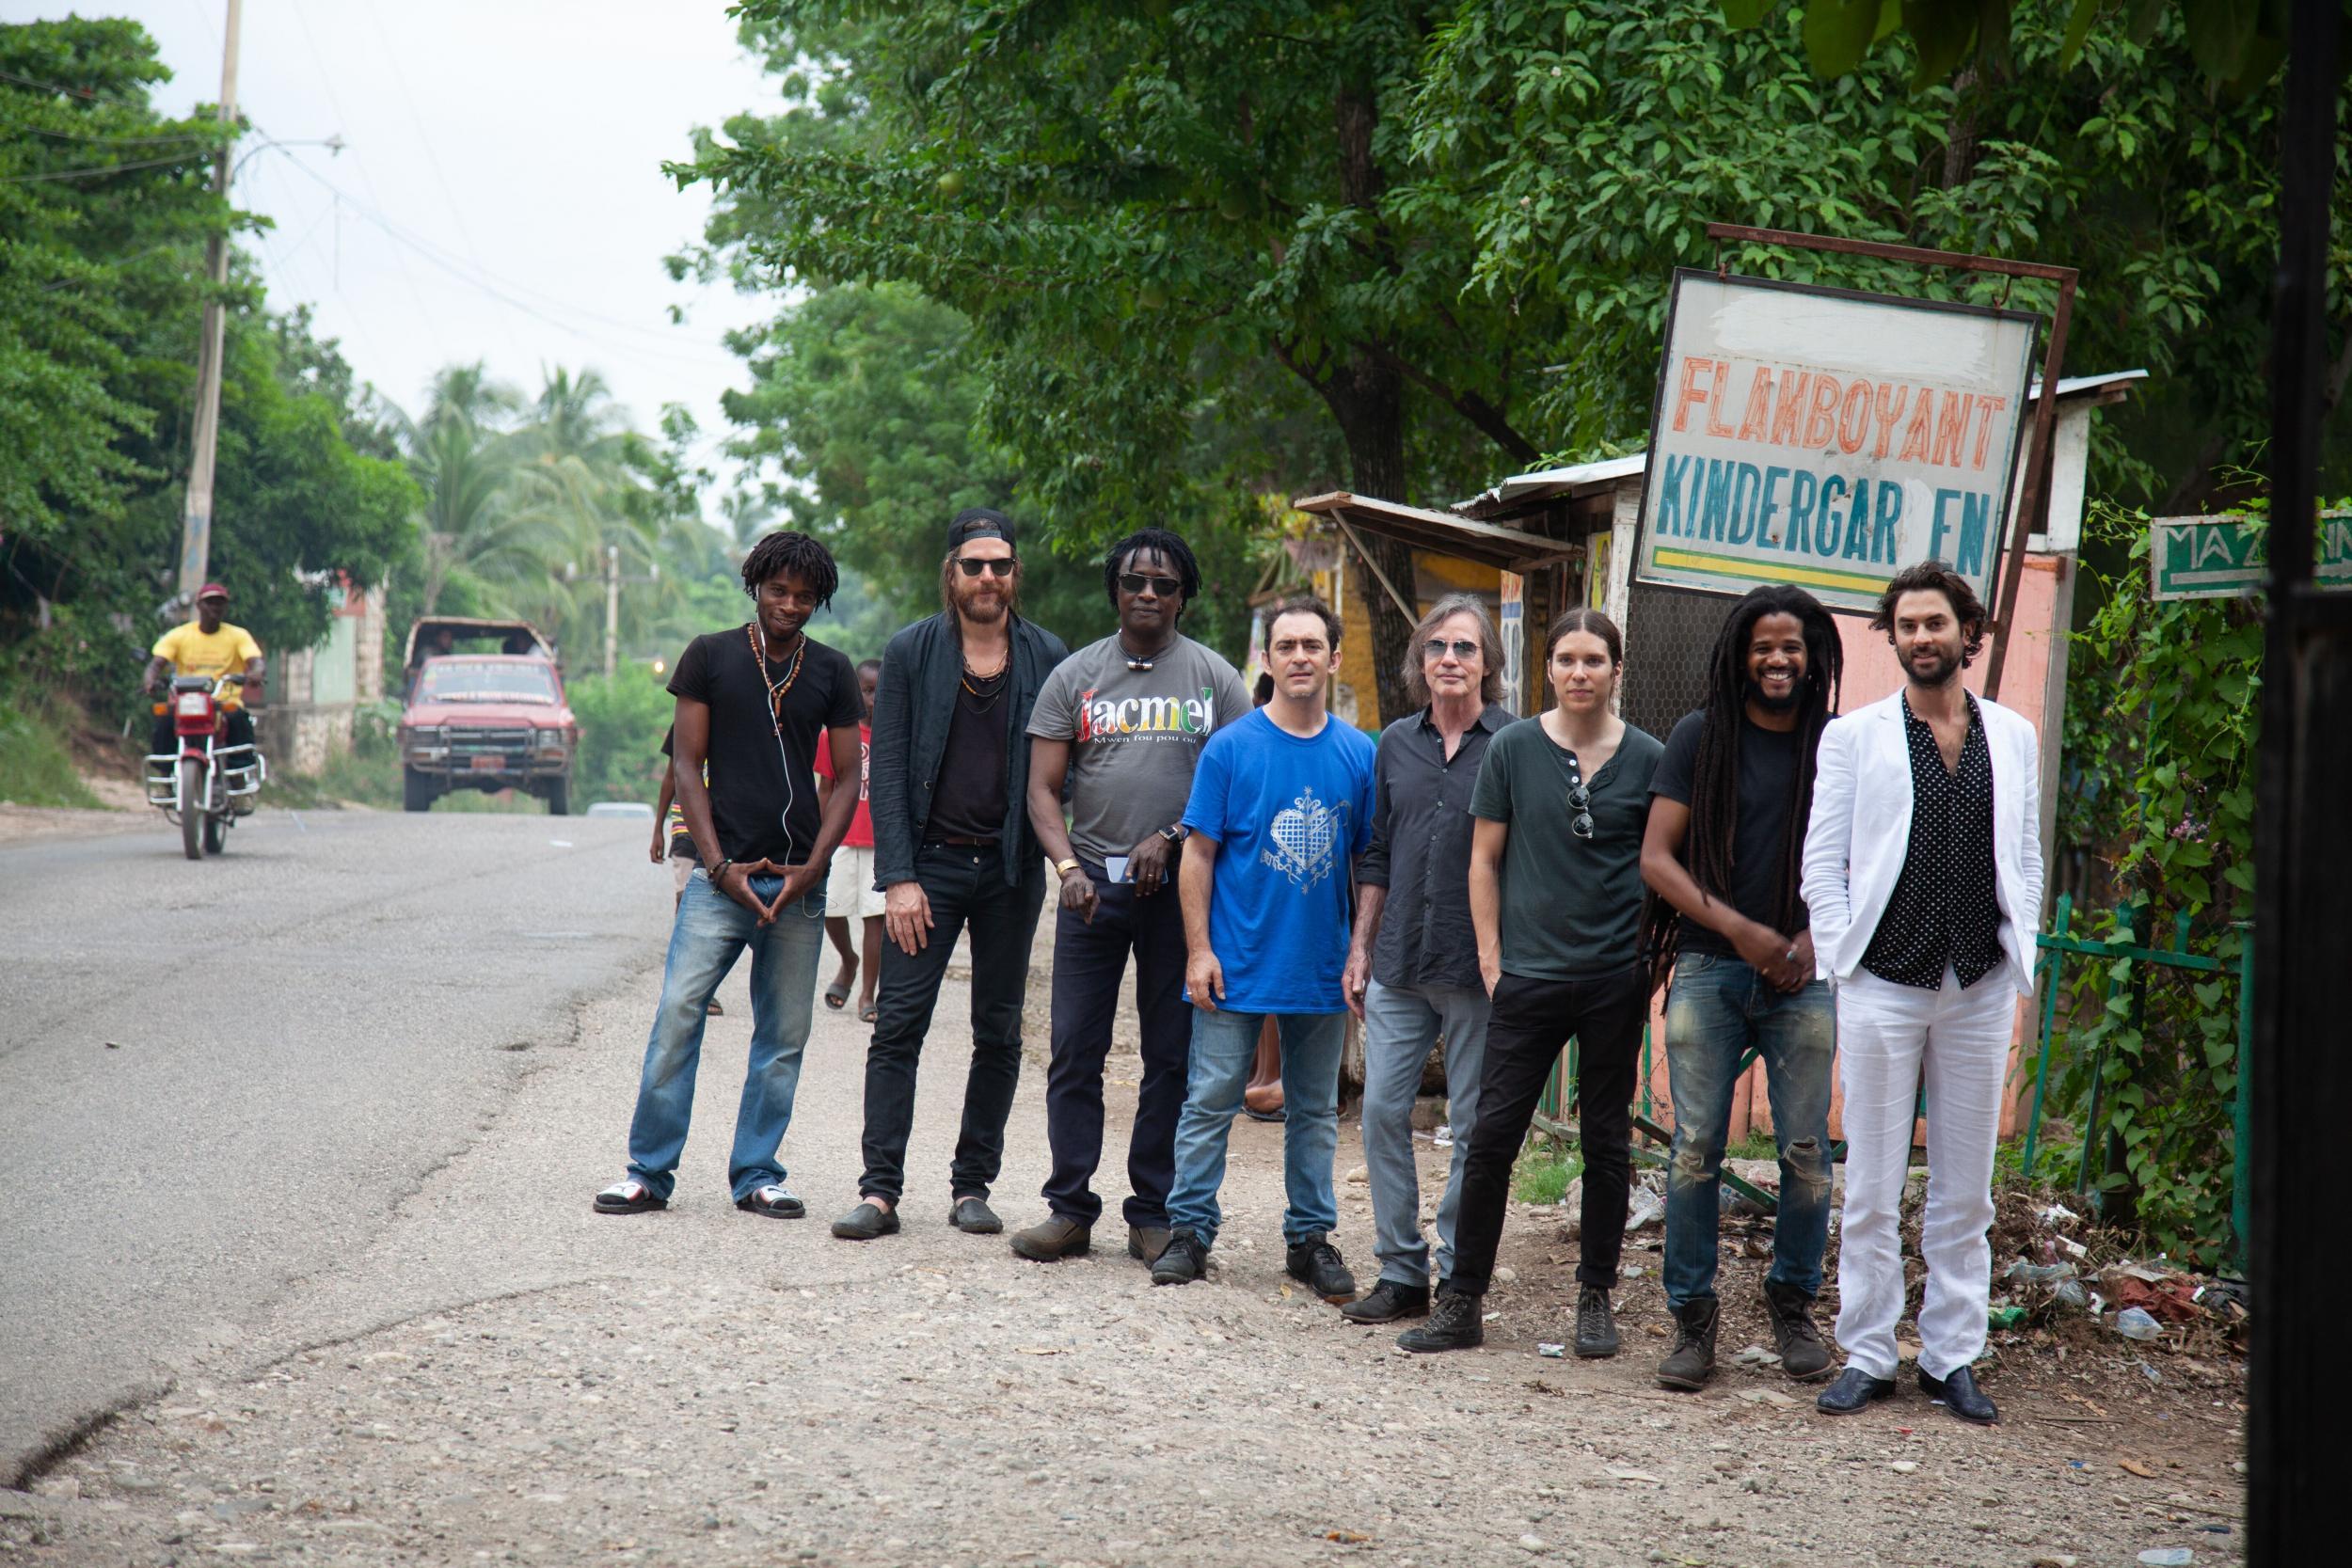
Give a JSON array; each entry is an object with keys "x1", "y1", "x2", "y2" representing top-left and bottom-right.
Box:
[{"x1": 0, "y1": 807, "x2": 675, "y2": 1484}]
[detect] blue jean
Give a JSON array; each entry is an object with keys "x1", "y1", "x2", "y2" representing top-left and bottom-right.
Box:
[
  {"x1": 1166, "y1": 1008, "x2": 1345, "y2": 1247},
  {"x1": 1660, "y1": 953, "x2": 1836, "y2": 1309},
  {"x1": 1359, "y1": 979, "x2": 1489, "y2": 1286},
  {"x1": 624, "y1": 871, "x2": 826, "y2": 1203}
]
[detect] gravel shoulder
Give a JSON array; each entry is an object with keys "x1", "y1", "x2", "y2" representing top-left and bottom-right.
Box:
[{"x1": 6, "y1": 916, "x2": 2246, "y2": 1567}]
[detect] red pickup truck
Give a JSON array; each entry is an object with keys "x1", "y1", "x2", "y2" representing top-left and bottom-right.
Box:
[{"x1": 397, "y1": 618, "x2": 579, "y2": 815}]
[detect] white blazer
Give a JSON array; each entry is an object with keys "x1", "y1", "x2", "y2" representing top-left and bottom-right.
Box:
[{"x1": 1800, "y1": 689, "x2": 2045, "y2": 987}]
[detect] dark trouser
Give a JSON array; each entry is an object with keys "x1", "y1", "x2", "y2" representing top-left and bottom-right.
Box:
[
  {"x1": 1446, "y1": 964, "x2": 1649, "y2": 1296},
  {"x1": 857, "y1": 842, "x2": 1047, "y2": 1204},
  {"x1": 151, "y1": 708, "x2": 255, "y2": 756},
  {"x1": 1041, "y1": 867, "x2": 1191, "y2": 1227}
]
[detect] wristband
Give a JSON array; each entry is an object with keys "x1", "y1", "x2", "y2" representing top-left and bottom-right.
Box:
[
  {"x1": 1054, "y1": 858, "x2": 1082, "y2": 878},
  {"x1": 709, "y1": 857, "x2": 733, "y2": 884}
]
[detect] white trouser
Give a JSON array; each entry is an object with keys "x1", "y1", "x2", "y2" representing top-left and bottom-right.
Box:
[{"x1": 1832, "y1": 965, "x2": 2018, "y2": 1381}]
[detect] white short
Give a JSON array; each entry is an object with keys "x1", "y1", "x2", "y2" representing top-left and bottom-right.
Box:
[
  {"x1": 671, "y1": 851, "x2": 697, "y2": 896},
  {"x1": 825, "y1": 845, "x2": 885, "y2": 919}
]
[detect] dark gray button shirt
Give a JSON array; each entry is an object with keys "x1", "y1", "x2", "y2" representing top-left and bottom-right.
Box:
[
  {"x1": 1862, "y1": 691, "x2": 2005, "y2": 990},
  {"x1": 1359, "y1": 702, "x2": 1513, "y2": 991}
]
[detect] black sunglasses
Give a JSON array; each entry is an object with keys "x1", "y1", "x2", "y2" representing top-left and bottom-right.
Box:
[
  {"x1": 1565, "y1": 779, "x2": 1594, "y2": 841},
  {"x1": 956, "y1": 556, "x2": 1017, "y2": 578},
  {"x1": 1422, "y1": 638, "x2": 1480, "y2": 660},
  {"x1": 1119, "y1": 572, "x2": 1182, "y2": 596}
]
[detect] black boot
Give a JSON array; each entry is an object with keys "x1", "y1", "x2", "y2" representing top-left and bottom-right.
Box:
[
  {"x1": 1816, "y1": 1367, "x2": 1896, "y2": 1416},
  {"x1": 1573, "y1": 1286, "x2": 1619, "y2": 1358},
  {"x1": 1656, "y1": 1295, "x2": 1719, "y2": 1390},
  {"x1": 1396, "y1": 1288, "x2": 1485, "y2": 1354},
  {"x1": 1760, "y1": 1279, "x2": 1834, "y2": 1383}
]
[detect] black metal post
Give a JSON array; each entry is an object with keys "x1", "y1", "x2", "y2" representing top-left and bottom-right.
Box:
[{"x1": 2249, "y1": 1, "x2": 2345, "y2": 1562}]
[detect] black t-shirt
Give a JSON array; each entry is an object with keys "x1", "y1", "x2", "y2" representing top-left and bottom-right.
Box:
[
  {"x1": 667, "y1": 626, "x2": 863, "y2": 865},
  {"x1": 1648, "y1": 708, "x2": 1811, "y2": 956},
  {"x1": 925, "y1": 668, "x2": 1011, "y2": 841}
]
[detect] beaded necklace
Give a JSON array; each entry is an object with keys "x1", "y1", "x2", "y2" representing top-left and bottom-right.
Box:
[{"x1": 746, "y1": 620, "x2": 807, "y2": 732}]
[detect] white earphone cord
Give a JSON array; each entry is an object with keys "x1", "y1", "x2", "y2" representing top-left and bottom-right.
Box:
[{"x1": 753, "y1": 620, "x2": 798, "y2": 866}]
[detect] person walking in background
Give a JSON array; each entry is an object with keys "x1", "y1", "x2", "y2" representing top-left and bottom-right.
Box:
[
  {"x1": 651, "y1": 727, "x2": 722, "y2": 1015},
  {"x1": 1337, "y1": 594, "x2": 1512, "y2": 1325},
  {"x1": 593, "y1": 531, "x2": 865, "y2": 1221},
  {"x1": 1152, "y1": 595, "x2": 1375, "y2": 1304},
  {"x1": 1399, "y1": 609, "x2": 1662, "y2": 1356},
  {"x1": 1639, "y1": 585, "x2": 1843, "y2": 1390},
  {"x1": 834, "y1": 509, "x2": 1070, "y2": 1243},
  {"x1": 1009, "y1": 529, "x2": 1251, "y2": 1267},
  {"x1": 1804, "y1": 563, "x2": 2042, "y2": 1427},
  {"x1": 815, "y1": 657, "x2": 884, "y2": 1022}
]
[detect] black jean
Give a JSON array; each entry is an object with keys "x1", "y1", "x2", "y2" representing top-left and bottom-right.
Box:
[
  {"x1": 1446, "y1": 964, "x2": 1648, "y2": 1295},
  {"x1": 1041, "y1": 867, "x2": 1191, "y2": 1227},
  {"x1": 857, "y1": 842, "x2": 1047, "y2": 1204}
]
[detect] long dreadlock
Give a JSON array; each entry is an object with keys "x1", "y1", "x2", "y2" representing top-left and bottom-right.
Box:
[{"x1": 1640, "y1": 584, "x2": 1842, "y2": 990}]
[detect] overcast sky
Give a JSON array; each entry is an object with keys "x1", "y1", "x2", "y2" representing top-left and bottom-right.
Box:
[{"x1": 34, "y1": 0, "x2": 781, "y2": 502}]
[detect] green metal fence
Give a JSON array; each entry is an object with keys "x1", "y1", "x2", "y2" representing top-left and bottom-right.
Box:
[{"x1": 2018, "y1": 891, "x2": 2254, "y2": 1267}]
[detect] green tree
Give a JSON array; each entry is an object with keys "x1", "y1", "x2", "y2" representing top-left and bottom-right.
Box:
[{"x1": 677, "y1": 1, "x2": 1536, "y2": 719}]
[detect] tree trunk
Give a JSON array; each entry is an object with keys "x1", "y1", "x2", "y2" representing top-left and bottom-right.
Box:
[
  {"x1": 1323, "y1": 76, "x2": 1418, "y2": 726},
  {"x1": 1325, "y1": 357, "x2": 1420, "y2": 725}
]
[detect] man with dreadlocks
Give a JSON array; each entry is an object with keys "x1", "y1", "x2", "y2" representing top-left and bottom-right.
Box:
[
  {"x1": 1008, "y1": 528, "x2": 1251, "y2": 1267},
  {"x1": 1639, "y1": 584, "x2": 1844, "y2": 1390},
  {"x1": 594, "y1": 530, "x2": 866, "y2": 1220}
]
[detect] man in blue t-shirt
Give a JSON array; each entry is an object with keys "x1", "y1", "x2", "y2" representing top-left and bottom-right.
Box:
[{"x1": 1153, "y1": 595, "x2": 1376, "y2": 1304}]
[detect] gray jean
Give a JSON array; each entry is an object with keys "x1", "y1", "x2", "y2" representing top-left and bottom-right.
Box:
[{"x1": 1359, "y1": 977, "x2": 1491, "y2": 1287}]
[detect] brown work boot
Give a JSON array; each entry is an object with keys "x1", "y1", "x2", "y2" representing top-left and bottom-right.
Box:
[
  {"x1": 1127, "y1": 1224, "x2": 1172, "y2": 1264},
  {"x1": 1009, "y1": 1213, "x2": 1091, "y2": 1261},
  {"x1": 1656, "y1": 1295, "x2": 1719, "y2": 1390},
  {"x1": 1762, "y1": 1279, "x2": 1834, "y2": 1382}
]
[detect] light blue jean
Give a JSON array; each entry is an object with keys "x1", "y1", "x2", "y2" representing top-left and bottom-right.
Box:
[
  {"x1": 624, "y1": 870, "x2": 826, "y2": 1203},
  {"x1": 1166, "y1": 1008, "x2": 1345, "y2": 1247},
  {"x1": 1359, "y1": 979, "x2": 1490, "y2": 1287},
  {"x1": 1660, "y1": 952, "x2": 1836, "y2": 1309}
]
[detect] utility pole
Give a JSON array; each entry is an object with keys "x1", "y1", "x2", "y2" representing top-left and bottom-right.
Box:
[
  {"x1": 176, "y1": 0, "x2": 244, "y2": 601},
  {"x1": 605, "y1": 545, "x2": 620, "y2": 678}
]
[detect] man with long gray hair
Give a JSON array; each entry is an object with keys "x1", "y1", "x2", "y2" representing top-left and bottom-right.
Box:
[{"x1": 1337, "y1": 593, "x2": 1514, "y2": 1323}]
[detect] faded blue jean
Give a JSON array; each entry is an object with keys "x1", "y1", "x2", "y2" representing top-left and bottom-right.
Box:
[
  {"x1": 624, "y1": 870, "x2": 826, "y2": 1203},
  {"x1": 1359, "y1": 979, "x2": 1490, "y2": 1287},
  {"x1": 1661, "y1": 953, "x2": 1836, "y2": 1309},
  {"x1": 1166, "y1": 1008, "x2": 1345, "y2": 1248}
]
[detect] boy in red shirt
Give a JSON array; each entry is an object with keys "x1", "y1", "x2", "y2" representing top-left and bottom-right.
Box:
[{"x1": 814, "y1": 657, "x2": 883, "y2": 1021}]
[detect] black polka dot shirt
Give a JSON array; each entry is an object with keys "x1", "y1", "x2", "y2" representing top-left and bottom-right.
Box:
[{"x1": 1861, "y1": 691, "x2": 2006, "y2": 990}]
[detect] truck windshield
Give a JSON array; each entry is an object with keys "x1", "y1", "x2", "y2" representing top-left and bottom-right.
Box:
[{"x1": 418, "y1": 660, "x2": 557, "y2": 704}]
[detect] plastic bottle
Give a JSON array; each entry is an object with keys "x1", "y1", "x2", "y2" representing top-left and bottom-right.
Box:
[{"x1": 2114, "y1": 1306, "x2": 2163, "y2": 1341}]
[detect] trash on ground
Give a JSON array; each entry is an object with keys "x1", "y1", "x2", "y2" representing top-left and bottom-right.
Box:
[
  {"x1": 2137, "y1": 1550, "x2": 2194, "y2": 1567},
  {"x1": 2113, "y1": 1307, "x2": 2163, "y2": 1341},
  {"x1": 2119, "y1": 1457, "x2": 2157, "y2": 1478},
  {"x1": 1536, "y1": 1342, "x2": 1566, "y2": 1358},
  {"x1": 1604, "y1": 1465, "x2": 1663, "y2": 1483}
]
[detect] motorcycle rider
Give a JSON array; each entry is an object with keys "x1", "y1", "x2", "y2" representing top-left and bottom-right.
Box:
[{"x1": 143, "y1": 583, "x2": 265, "y2": 775}]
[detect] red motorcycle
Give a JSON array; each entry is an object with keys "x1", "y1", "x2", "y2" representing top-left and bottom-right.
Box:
[{"x1": 143, "y1": 673, "x2": 267, "y2": 860}]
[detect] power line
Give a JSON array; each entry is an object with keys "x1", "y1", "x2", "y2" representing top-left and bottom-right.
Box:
[
  {"x1": 286, "y1": 0, "x2": 443, "y2": 351},
  {"x1": 0, "y1": 152, "x2": 210, "y2": 183},
  {"x1": 3, "y1": 119, "x2": 212, "y2": 146}
]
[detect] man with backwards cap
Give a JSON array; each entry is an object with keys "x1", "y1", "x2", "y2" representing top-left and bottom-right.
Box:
[
  {"x1": 833, "y1": 509, "x2": 1071, "y2": 1243},
  {"x1": 143, "y1": 583, "x2": 266, "y2": 790}
]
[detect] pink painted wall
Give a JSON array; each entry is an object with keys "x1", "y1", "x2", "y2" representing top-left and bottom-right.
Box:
[{"x1": 1636, "y1": 554, "x2": 2065, "y2": 1147}]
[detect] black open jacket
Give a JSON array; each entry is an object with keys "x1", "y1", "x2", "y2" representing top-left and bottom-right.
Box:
[{"x1": 867, "y1": 610, "x2": 1069, "y2": 890}]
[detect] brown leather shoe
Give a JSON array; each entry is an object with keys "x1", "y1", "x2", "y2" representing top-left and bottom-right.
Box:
[
  {"x1": 1009, "y1": 1213, "x2": 1091, "y2": 1261},
  {"x1": 1127, "y1": 1225, "x2": 1172, "y2": 1263}
]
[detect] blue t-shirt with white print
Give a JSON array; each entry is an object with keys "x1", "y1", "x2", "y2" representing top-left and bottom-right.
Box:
[{"x1": 1181, "y1": 707, "x2": 1376, "y2": 1014}]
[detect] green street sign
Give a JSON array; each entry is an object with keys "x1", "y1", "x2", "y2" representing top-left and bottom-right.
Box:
[{"x1": 2149, "y1": 511, "x2": 2352, "y2": 601}]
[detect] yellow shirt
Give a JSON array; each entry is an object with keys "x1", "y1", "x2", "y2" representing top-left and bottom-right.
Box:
[{"x1": 152, "y1": 621, "x2": 262, "y2": 709}]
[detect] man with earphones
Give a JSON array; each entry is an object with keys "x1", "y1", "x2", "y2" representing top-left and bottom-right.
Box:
[
  {"x1": 594, "y1": 531, "x2": 866, "y2": 1221},
  {"x1": 834, "y1": 509, "x2": 1071, "y2": 1243}
]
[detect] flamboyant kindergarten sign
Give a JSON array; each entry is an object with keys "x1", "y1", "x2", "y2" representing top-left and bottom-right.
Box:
[
  {"x1": 1635, "y1": 270, "x2": 2042, "y2": 613},
  {"x1": 2149, "y1": 512, "x2": 2352, "y2": 600}
]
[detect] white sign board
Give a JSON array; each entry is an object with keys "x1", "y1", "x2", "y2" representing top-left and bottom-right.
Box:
[{"x1": 1635, "y1": 270, "x2": 2042, "y2": 614}]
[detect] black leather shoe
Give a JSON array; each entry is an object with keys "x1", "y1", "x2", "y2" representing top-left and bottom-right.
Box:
[
  {"x1": 1152, "y1": 1227, "x2": 1210, "y2": 1286},
  {"x1": 1816, "y1": 1367, "x2": 1897, "y2": 1416},
  {"x1": 1396, "y1": 1288, "x2": 1485, "y2": 1353},
  {"x1": 1917, "y1": 1365, "x2": 1999, "y2": 1425},
  {"x1": 1284, "y1": 1234, "x2": 1359, "y2": 1304},
  {"x1": 830, "y1": 1201, "x2": 900, "y2": 1241},
  {"x1": 949, "y1": 1196, "x2": 1002, "y2": 1234},
  {"x1": 1339, "y1": 1279, "x2": 1431, "y2": 1323}
]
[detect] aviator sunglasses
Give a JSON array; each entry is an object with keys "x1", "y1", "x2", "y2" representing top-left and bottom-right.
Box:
[
  {"x1": 1422, "y1": 637, "x2": 1480, "y2": 660},
  {"x1": 955, "y1": 556, "x2": 1017, "y2": 578}
]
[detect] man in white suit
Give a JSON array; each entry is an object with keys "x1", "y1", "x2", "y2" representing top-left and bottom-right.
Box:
[{"x1": 1801, "y1": 562, "x2": 2042, "y2": 1426}]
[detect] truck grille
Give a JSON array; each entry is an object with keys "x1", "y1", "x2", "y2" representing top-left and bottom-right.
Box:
[{"x1": 449, "y1": 728, "x2": 532, "y2": 759}]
